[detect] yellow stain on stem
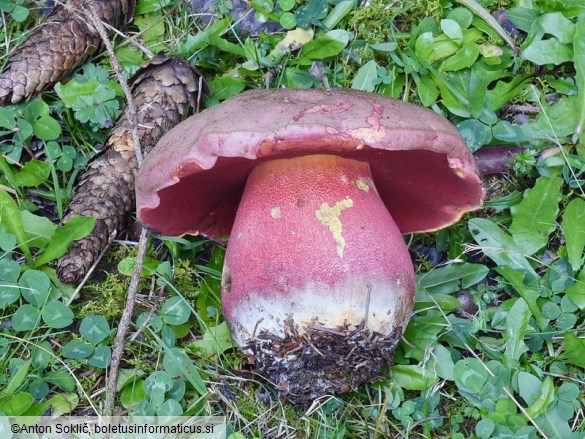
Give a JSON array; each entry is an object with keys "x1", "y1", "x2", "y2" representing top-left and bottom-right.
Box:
[
  {"x1": 315, "y1": 198, "x2": 354, "y2": 257},
  {"x1": 355, "y1": 178, "x2": 370, "y2": 192}
]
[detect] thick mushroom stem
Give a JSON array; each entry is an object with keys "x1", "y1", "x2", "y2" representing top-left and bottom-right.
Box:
[{"x1": 221, "y1": 154, "x2": 415, "y2": 401}]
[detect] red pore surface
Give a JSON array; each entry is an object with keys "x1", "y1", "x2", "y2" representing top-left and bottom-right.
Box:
[{"x1": 136, "y1": 88, "x2": 484, "y2": 237}]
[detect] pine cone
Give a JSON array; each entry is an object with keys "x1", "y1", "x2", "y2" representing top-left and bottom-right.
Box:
[
  {"x1": 0, "y1": 0, "x2": 135, "y2": 105},
  {"x1": 57, "y1": 55, "x2": 208, "y2": 284}
]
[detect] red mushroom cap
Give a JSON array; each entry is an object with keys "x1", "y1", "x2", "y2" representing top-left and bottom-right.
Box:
[{"x1": 136, "y1": 88, "x2": 483, "y2": 237}]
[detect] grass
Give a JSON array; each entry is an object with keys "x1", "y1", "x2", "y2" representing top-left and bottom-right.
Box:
[{"x1": 1, "y1": 0, "x2": 585, "y2": 438}]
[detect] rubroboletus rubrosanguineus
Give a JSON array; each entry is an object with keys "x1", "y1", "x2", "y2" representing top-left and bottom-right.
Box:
[{"x1": 136, "y1": 88, "x2": 484, "y2": 402}]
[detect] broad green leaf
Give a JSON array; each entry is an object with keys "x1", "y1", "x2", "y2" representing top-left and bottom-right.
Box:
[
  {"x1": 72, "y1": 85, "x2": 120, "y2": 127},
  {"x1": 134, "y1": 15, "x2": 166, "y2": 46},
  {"x1": 517, "y1": 371, "x2": 542, "y2": 406},
  {"x1": 0, "y1": 259, "x2": 20, "y2": 308},
  {"x1": 46, "y1": 393, "x2": 78, "y2": 416},
  {"x1": 322, "y1": 0, "x2": 353, "y2": 29},
  {"x1": 442, "y1": 43, "x2": 480, "y2": 71},
  {"x1": 115, "y1": 368, "x2": 146, "y2": 392},
  {"x1": 88, "y1": 346, "x2": 112, "y2": 368},
  {"x1": 497, "y1": 267, "x2": 548, "y2": 330},
  {"x1": 573, "y1": 19, "x2": 585, "y2": 144},
  {"x1": 503, "y1": 298, "x2": 532, "y2": 367},
  {"x1": 0, "y1": 190, "x2": 32, "y2": 264},
  {"x1": 3, "y1": 359, "x2": 31, "y2": 396},
  {"x1": 351, "y1": 60, "x2": 379, "y2": 92},
  {"x1": 509, "y1": 176, "x2": 562, "y2": 256},
  {"x1": 0, "y1": 392, "x2": 34, "y2": 415},
  {"x1": 401, "y1": 315, "x2": 446, "y2": 361},
  {"x1": 456, "y1": 119, "x2": 492, "y2": 152},
  {"x1": 534, "y1": 0, "x2": 585, "y2": 17},
  {"x1": 204, "y1": 30, "x2": 247, "y2": 58},
  {"x1": 454, "y1": 358, "x2": 488, "y2": 393},
  {"x1": 447, "y1": 7, "x2": 474, "y2": 29},
  {"x1": 41, "y1": 300, "x2": 74, "y2": 328},
  {"x1": 486, "y1": 75, "x2": 532, "y2": 111},
  {"x1": 413, "y1": 292, "x2": 461, "y2": 312},
  {"x1": 33, "y1": 115, "x2": 61, "y2": 141},
  {"x1": 0, "y1": 107, "x2": 16, "y2": 129},
  {"x1": 13, "y1": 160, "x2": 50, "y2": 188},
  {"x1": 61, "y1": 340, "x2": 94, "y2": 359},
  {"x1": 20, "y1": 270, "x2": 50, "y2": 307},
  {"x1": 12, "y1": 304, "x2": 42, "y2": 331},
  {"x1": 155, "y1": 339, "x2": 205, "y2": 395},
  {"x1": 168, "y1": 380, "x2": 185, "y2": 401},
  {"x1": 539, "y1": 12, "x2": 575, "y2": 43},
  {"x1": 535, "y1": 405, "x2": 574, "y2": 439},
  {"x1": 414, "y1": 32, "x2": 435, "y2": 63},
  {"x1": 80, "y1": 315, "x2": 110, "y2": 345},
  {"x1": 507, "y1": 7, "x2": 539, "y2": 32},
  {"x1": 55, "y1": 78, "x2": 102, "y2": 107},
  {"x1": 34, "y1": 215, "x2": 96, "y2": 267},
  {"x1": 566, "y1": 268, "x2": 585, "y2": 310},
  {"x1": 44, "y1": 370, "x2": 75, "y2": 392},
  {"x1": 144, "y1": 371, "x2": 173, "y2": 406},
  {"x1": 466, "y1": 62, "x2": 509, "y2": 118},
  {"x1": 522, "y1": 12, "x2": 575, "y2": 65},
  {"x1": 189, "y1": 322, "x2": 235, "y2": 356},
  {"x1": 468, "y1": 218, "x2": 538, "y2": 279},
  {"x1": 157, "y1": 399, "x2": 183, "y2": 416},
  {"x1": 17, "y1": 118, "x2": 33, "y2": 145},
  {"x1": 208, "y1": 75, "x2": 247, "y2": 103},
  {"x1": 417, "y1": 263, "x2": 489, "y2": 295},
  {"x1": 31, "y1": 341, "x2": 52, "y2": 369},
  {"x1": 279, "y1": 0, "x2": 295, "y2": 11},
  {"x1": 0, "y1": 257, "x2": 20, "y2": 282},
  {"x1": 161, "y1": 296, "x2": 191, "y2": 325},
  {"x1": 116, "y1": 46, "x2": 147, "y2": 69},
  {"x1": 430, "y1": 344, "x2": 455, "y2": 380},
  {"x1": 522, "y1": 39, "x2": 573, "y2": 65},
  {"x1": 491, "y1": 120, "x2": 525, "y2": 142},
  {"x1": 545, "y1": 258, "x2": 574, "y2": 292},
  {"x1": 527, "y1": 96, "x2": 580, "y2": 140},
  {"x1": 136, "y1": 312, "x2": 163, "y2": 333},
  {"x1": 295, "y1": 0, "x2": 328, "y2": 28},
  {"x1": 475, "y1": 419, "x2": 495, "y2": 439},
  {"x1": 296, "y1": 30, "x2": 349, "y2": 64},
  {"x1": 563, "y1": 331, "x2": 585, "y2": 368},
  {"x1": 441, "y1": 19, "x2": 463, "y2": 45},
  {"x1": 279, "y1": 12, "x2": 297, "y2": 29},
  {"x1": 431, "y1": 34, "x2": 459, "y2": 61},
  {"x1": 120, "y1": 379, "x2": 146, "y2": 409},
  {"x1": 20, "y1": 210, "x2": 56, "y2": 249},
  {"x1": 135, "y1": 0, "x2": 171, "y2": 14},
  {"x1": 391, "y1": 364, "x2": 438, "y2": 391},
  {"x1": 413, "y1": 73, "x2": 439, "y2": 107},
  {"x1": 526, "y1": 376, "x2": 555, "y2": 418},
  {"x1": 23, "y1": 401, "x2": 48, "y2": 417}
]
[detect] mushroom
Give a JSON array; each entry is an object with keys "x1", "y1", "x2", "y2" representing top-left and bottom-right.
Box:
[{"x1": 136, "y1": 88, "x2": 484, "y2": 402}]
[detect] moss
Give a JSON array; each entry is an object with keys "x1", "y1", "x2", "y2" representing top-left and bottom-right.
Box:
[
  {"x1": 173, "y1": 260, "x2": 203, "y2": 301},
  {"x1": 348, "y1": 0, "x2": 399, "y2": 44},
  {"x1": 403, "y1": 0, "x2": 443, "y2": 23},
  {"x1": 78, "y1": 272, "x2": 129, "y2": 321}
]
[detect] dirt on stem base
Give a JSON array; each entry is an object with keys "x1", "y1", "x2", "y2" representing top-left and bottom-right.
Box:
[{"x1": 247, "y1": 318, "x2": 403, "y2": 404}]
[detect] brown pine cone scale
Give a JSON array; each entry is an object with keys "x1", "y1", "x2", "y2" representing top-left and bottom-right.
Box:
[
  {"x1": 56, "y1": 55, "x2": 208, "y2": 284},
  {"x1": 0, "y1": 0, "x2": 135, "y2": 105}
]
